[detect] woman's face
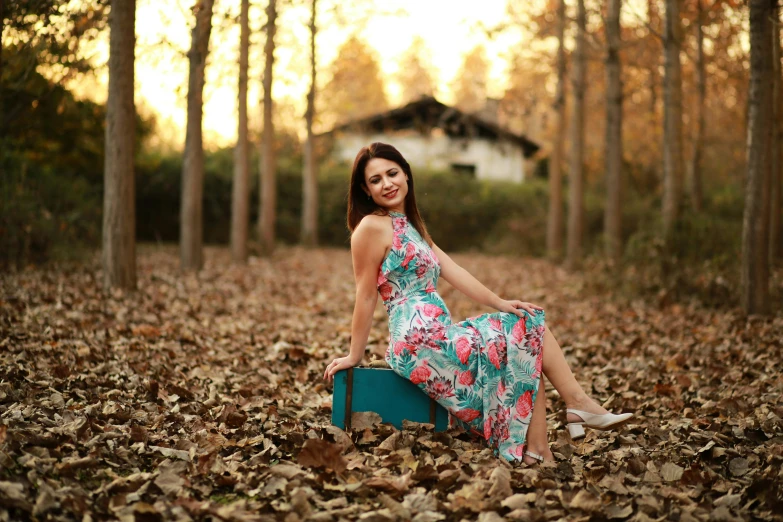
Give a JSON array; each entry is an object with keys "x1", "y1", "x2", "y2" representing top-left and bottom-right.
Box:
[{"x1": 363, "y1": 157, "x2": 408, "y2": 213}]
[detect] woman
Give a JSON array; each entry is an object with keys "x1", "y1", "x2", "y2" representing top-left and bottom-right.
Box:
[{"x1": 324, "y1": 143, "x2": 633, "y2": 464}]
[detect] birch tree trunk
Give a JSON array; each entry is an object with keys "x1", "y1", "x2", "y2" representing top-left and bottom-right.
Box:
[
  {"x1": 230, "y1": 0, "x2": 250, "y2": 264},
  {"x1": 258, "y1": 0, "x2": 277, "y2": 255},
  {"x1": 662, "y1": 0, "x2": 684, "y2": 237},
  {"x1": 770, "y1": 11, "x2": 781, "y2": 266},
  {"x1": 741, "y1": 0, "x2": 774, "y2": 315},
  {"x1": 566, "y1": 0, "x2": 586, "y2": 269},
  {"x1": 301, "y1": 0, "x2": 318, "y2": 246},
  {"x1": 604, "y1": 0, "x2": 623, "y2": 263},
  {"x1": 180, "y1": 0, "x2": 214, "y2": 272},
  {"x1": 688, "y1": 0, "x2": 706, "y2": 213},
  {"x1": 102, "y1": 0, "x2": 136, "y2": 290},
  {"x1": 546, "y1": 0, "x2": 566, "y2": 260}
]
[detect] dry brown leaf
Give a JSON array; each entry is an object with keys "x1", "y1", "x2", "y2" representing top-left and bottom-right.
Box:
[
  {"x1": 569, "y1": 489, "x2": 602, "y2": 512},
  {"x1": 352, "y1": 411, "x2": 383, "y2": 430},
  {"x1": 661, "y1": 462, "x2": 684, "y2": 482},
  {"x1": 297, "y1": 438, "x2": 347, "y2": 473}
]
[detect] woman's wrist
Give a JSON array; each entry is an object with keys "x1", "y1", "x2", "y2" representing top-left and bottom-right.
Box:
[
  {"x1": 490, "y1": 295, "x2": 506, "y2": 310},
  {"x1": 347, "y1": 348, "x2": 364, "y2": 365}
]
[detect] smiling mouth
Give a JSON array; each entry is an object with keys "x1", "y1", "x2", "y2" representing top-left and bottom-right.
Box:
[{"x1": 383, "y1": 189, "x2": 398, "y2": 199}]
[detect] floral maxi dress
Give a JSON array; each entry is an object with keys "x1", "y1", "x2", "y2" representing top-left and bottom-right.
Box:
[{"x1": 380, "y1": 211, "x2": 546, "y2": 462}]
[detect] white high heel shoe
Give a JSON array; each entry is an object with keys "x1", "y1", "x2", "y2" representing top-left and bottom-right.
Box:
[{"x1": 566, "y1": 409, "x2": 634, "y2": 440}]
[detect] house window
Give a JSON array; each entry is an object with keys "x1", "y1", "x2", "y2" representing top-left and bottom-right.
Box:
[{"x1": 451, "y1": 163, "x2": 476, "y2": 178}]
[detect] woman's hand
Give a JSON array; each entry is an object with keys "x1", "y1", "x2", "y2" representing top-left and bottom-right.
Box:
[
  {"x1": 323, "y1": 353, "x2": 362, "y2": 382},
  {"x1": 496, "y1": 299, "x2": 543, "y2": 318}
]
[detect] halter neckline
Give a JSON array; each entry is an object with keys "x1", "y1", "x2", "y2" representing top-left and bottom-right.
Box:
[{"x1": 389, "y1": 210, "x2": 406, "y2": 217}]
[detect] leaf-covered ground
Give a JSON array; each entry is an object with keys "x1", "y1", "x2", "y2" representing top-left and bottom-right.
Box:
[{"x1": 1, "y1": 245, "x2": 782, "y2": 522}]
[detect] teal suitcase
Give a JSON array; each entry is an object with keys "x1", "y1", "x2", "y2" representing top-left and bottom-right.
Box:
[{"x1": 331, "y1": 367, "x2": 449, "y2": 431}]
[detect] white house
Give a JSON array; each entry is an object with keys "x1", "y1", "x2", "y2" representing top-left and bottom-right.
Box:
[{"x1": 318, "y1": 96, "x2": 540, "y2": 183}]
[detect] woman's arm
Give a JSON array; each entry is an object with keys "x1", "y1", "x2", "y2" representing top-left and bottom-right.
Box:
[
  {"x1": 324, "y1": 215, "x2": 391, "y2": 381},
  {"x1": 432, "y1": 243, "x2": 542, "y2": 318}
]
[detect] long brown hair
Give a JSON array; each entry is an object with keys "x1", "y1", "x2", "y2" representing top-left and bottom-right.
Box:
[{"x1": 347, "y1": 142, "x2": 433, "y2": 245}]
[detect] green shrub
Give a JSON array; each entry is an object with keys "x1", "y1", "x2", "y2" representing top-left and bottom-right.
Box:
[{"x1": 0, "y1": 151, "x2": 101, "y2": 269}]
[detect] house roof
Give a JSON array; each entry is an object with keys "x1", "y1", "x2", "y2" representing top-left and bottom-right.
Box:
[{"x1": 319, "y1": 96, "x2": 540, "y2": 158}]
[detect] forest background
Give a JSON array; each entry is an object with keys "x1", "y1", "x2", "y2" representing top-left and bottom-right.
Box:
[
  {"x1": 2, "y1": 1, "x2": 783, "y2": 520},
  {"x1": 1, "y1": 0, "x2": 781, "y2": 312}
]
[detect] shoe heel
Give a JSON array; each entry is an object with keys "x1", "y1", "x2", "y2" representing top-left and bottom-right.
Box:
[{"x1": 567, "y1": 423, "x2": 585, "y2": 440}]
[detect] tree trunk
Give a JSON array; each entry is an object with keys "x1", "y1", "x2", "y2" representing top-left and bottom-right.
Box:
[
  {"x1": 102, "y1": 0, "x2": 136, "y2": 290},
  {"x1": 688, "y1": 0, "x2": 706, "y2": 213},
  {"x1": 770, "y1": 10, "x2": 781, "y2": 266},
  {"x1": 180, "y1": 0, "x2": 214, "y2": 272},
  {"x1": 1, "y1": 0, "x2": 4, "y2": 125},
  {"x1": 301, "y1": 0, "x2": 318, "y2": 246},
  {"x1": 647, "y1": 0, "x2": 658, "y2": 118},
  {"x1": 604, "y1": 0, "x2": 623, "y2": 263},
  {"x1": 741, "y1": 0, "x2": 774, "y2": 315},
  {"x1": 258, "y1": 0, "x2": 277, "y2": 255},
  {"x1": 546, "y1": 0, "x2": 566, "y2": 260},
  {"x1": 566, "y1": 0, "x2": 586, "y2": 269},
  {"x1": 662, "y1": 0, "x2": 684, "y2": 237},
  {"x1": 230, "y1": 0, "x2": 250, "y2": 264}
]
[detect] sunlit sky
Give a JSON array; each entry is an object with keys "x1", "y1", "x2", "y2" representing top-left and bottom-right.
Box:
[
  {"x1": 73, "y1": 0, "x2": 540, "y2": 149},
  {"x1": 67, "y1": 0, "x2": 687, "y2": 149}
]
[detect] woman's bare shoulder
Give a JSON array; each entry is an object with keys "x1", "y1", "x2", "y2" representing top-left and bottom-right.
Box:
[
  {"x1": 352, "y1": 213, "x2": 392, "y2": 247},
  {"x1": 355, "y1": 213, "x2": 392, "y2": 233}
]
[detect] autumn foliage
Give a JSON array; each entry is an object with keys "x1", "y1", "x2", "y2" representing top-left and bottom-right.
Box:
[{"x1": 1, "y1": 247, "x2": 781, "y2": 520}]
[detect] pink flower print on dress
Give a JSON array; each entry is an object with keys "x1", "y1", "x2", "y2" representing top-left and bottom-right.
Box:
[
  {"x1": 455, "y1": 336, "x2": 472, "y2": 365},
  {"x1": 525, "y1": 325, "x2": 545, "y2": 356},
  {"x1": 455, "y1": 408, "x2": 481, "y2": 423},
  {"x1": 410, "y1": 365, "x2": 431, "y2": 384},
  {"x1": 515, "y1": 390, "x2": 533, "y2": 418},
  {"x1": 417, "y1": 304, "x2": 445, "y2": 319},
  {"x1": 379, "y1": 207, "x2": 547, "y2": 462},
  {"x1": 426, "y1": 321, "x2": 447, "y2": 341},
  {"x1": 404, "y1": 327, "x2": 427, "y2": 347},
  {"x1": 512, "y1": 318, "x2": 527, "y2": 344},
  {"x1": 458, "y1": 369, "x2": 475, "y2": 386},
  {"x1": 489, "y1": 317, "x2": 502, "y2": 331},
  {"x1": 533, "y1": 351, "x2": 543, "y2": 378},
  {"x1": 394, "y1": 341, "x2": 416, "y2": 356},
  {"x1": 495, "y1": 336, "x2": 508, "y2": 366},
  {"x1": 379, "y1": 282, "x2": 393, "y2": 301},
  {"x1": 425, "y1": 376, "x2": 455, "y2": 400},
  {"x1": 402, "y1": 242, "x2": 416, "y2": 269},
  {"x1": 392, "y1": 225, "x2": 404, "y2": 249},
  {"x1": 488, "y1": 342, "x2": 501, "y2": 369},
  {"x1": 493, "y1": 406, "x2": 511, "y2": 442}
]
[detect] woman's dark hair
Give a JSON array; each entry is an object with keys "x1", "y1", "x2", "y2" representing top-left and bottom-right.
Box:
[{"x1": 347, "y1": 142, "x2": 433, "y2": 245}]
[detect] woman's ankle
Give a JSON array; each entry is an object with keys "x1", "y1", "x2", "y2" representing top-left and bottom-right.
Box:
[
  {"x1": 525, "y1": 441, "x2": 553, "y2": 459},
  {"x1": 523, "y1": 445, "x2": 554, "y2": 463},
  {"x1": 564, "y1": 392, "x2": 607, "y2": 416}
]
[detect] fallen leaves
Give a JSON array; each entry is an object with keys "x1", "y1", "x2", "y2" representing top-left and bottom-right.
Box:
[
  {"x1": 0, "y1": 245, "x2": 781, "y2": 521},
  {"x1": 297, "y1": 439, "x2": 347, "y2": 473}
]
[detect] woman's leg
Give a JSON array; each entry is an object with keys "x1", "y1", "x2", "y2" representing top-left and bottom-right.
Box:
[
  {"x1": 523, "y1": 379, "x2": 553, "y2": 463},
  {"x1": 541, "y1": 326, "x2": 610, "y2": 423}
]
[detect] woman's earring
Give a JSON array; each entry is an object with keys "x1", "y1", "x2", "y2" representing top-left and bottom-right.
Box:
[{"x1": 366, "y1": 193, "x2": 371, "y2": 200}]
